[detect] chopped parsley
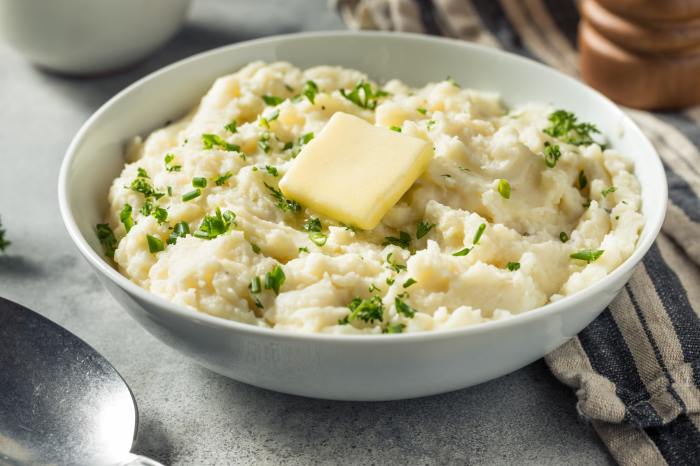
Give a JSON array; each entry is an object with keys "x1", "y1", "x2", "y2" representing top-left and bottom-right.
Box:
[
  {"x1": 96, "y1": 224, "x2": 117, "y2": 258},
  {"x1": 386, "y1": 252, "x2": 407, "y2": 272},
  {"x1": 385, "y1": 323, "x2": 406, "y2": 334},
  {"x1": 167, "y1": 221, "x2": 189, "y2": 245},
  {"x1": 289, "y1": 132, "x2": 315, "y2": 158},
  {"x1": 543, "y1": 110, "x2": 600, "y2": 146},
  {"x1": 300, "y1": 132, "x2": 314, "y2": 145},
  {"x1": 182, "y1": 189, "x2": 201, "y2": 202},
  {"x1": 192, "y1": 177, "x2": 207, "y2": 188},
  {"x1": 386, "y1": 277, "x2": 396, "y2": 285},
  {"x1": 193, "y1": 208, "x2": 236, "y2": 240},
  {"x1": 368, "y1": 284, "x2": 381, "y2": 293},
  {"x1": 473, "y1": 223, "x2": 486, "y2": 245},
  {"x1": 340, "y1": 81, "x2": 389, "y2": 110},
  {"x1": 383, "y1": 231, "x2": 411, "y2": 250},
  {"x1": 446, "y1": 76, "x2": 460, "y2": 87},
  {"x1": 452, "y1": 247, "x2": 471, "y2": 257},
  {"x1": 258, "y1": 133, "x2": 272, "y2": 154},
  {"x1": 497, "y1": 179, "x2": 511, "y2": 199},
  {"x1": 137, "y1": 167, "x2": 150, "y2": 179},
  {"x1": 0, "y1": 217, "x2": 9, "y2": 252},
  {"x1": 601, "y1": 186, "x2": 617, "y2": 197},
  {"x1": 224, "y1": 120, "x2": 237, "y2": 133},
  {"x1": 303, "y1": 217, "x2": 322, "y2": 232},
  {"x1": 146, "y1": 234, "x2": 164, "y2": 253},
  {"x1": 259, "y1": 109, "x2": 280, "y2": 128},
  {"x1": 164, "y1": 153, "x2": 181, "y2": 172},
  {"x1": 308, "y1": 232, "x2": 327, "y2": 246},
  {"x1": 215, "y1": 171, "x2": 233, "y2": 186},
  {"x1": 578, "y1": 170, "x2": 588, "y2": 190},
  {"x1": 544, "y1": 142, "x2": 561, "y2": 168},
  {"x1": 403, "y1": 278, "x2": 417, "y2": 288},
  {"x1": 298, "y1": 246, "x2": 309, "y2": 254},
  {"x1": 130, "y1": 177, "x2": 164, "y2": 200},
  {"x1": 120, "y1": 204, "x2": 134, "y2": 232},
  {"x1": 303, "y1": 80, "x2": 319, "y2": 104},
  {"x1": 395, "y1": 297, "x2": 417, "y2": 318},
  {"x1": 416, "y1": 107, "x2": 427, "y2": 115},
  {"x1": 339, "y1": 295, "x2": 384, "y2": 324},
  {"x1": 426, "y1": 120, "x2": 436, "y2": 130},
  {"x1": 153, "y1": 207, "x2": 168, "y2": 224},
  {"x1": 560, "y1": 231, "x2": 569, "y2": 243},
  {"x1": 390, "y1": 126, "x2": 402, "y2": 132},
  {"x1": 250, "y1": 242, "x2": 261, "y2": 254},
  {"x1": 202, "y1": 133, "x2": 240, "y2": 152},
  {"x1": 264, "y1": 182, "x2": 301, "y2": 213},
  {"x1": 506, "y1": 262, "x2": 520, "y2": 271},
  {"x1": 264, "y1": 265, "x2": 286, "y2": 295},
  {"x1": 570, "y1": 249, "x2": 604, "y2": 263},
  {"x1": 140, "y1": 202, "x2": 153, "y2": 216},
  {"x1": 264, "y1": 165, "x2": 278, "y2": 177},
  {"x1": 262, "y1": 95, "x2": 284, "y2": 106},
  {"x1": 416, "y1": 220, "x2": 436, "y2": 240}
]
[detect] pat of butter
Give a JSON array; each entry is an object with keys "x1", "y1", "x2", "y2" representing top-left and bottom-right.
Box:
[{"x1": 279, "y1": 112, "x2": 433, "y2": 230}]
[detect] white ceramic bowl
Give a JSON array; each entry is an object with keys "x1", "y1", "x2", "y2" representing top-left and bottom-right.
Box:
[
  {"x1": 0, "y1": 0, "x2": 191, "y2": 75},
  {"x1": 58, "y1": 32, "x2": 666, "y2": 401}
]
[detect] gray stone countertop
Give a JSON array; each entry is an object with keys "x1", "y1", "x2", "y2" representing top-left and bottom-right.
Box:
[{"x1": 0, "y1": 1, "x2": 613, "y2": 464}]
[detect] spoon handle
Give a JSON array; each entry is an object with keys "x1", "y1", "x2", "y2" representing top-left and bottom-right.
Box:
[{"x1": 119, "y1": 453, "x2": 165, "y2": 466}]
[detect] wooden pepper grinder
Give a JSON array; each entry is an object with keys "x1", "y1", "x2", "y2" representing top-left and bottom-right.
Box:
[{"x1": 579, "y1": 0, "x2": 700, "y2": 110}]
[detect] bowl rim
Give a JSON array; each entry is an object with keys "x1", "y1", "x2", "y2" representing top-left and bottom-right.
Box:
[{"x1": 58, "y1": 30, "x2": 667, "y2": 343}]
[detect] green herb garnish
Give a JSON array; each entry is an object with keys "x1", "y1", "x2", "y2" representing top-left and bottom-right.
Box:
[
  {"x1": 601, "y1": 186, "x2": 617, "y2": 197},
  {"x1": 250, "y1": 242, "x2": 261, "y2": 254},
  {"x1": 146, "y1": 234, "x2": 164, "y2": 253},
  {"x1": 264, "y1": 182, "x2": 301, "y2": 213},
  {"x1": 298, "y1": 246, "x2": 309, "y2": 254},
  {"x1": 192, "y1": 177, "x2": 207, "y2": 188},
  {"x1": 264, "y1": 165, "x2": 278, "y2": 177},
  {"x1": 167, "y1": 221, "x2": 189, "y2": 245},
  {"x1": 202, "y1": 133, "x2": 240, "y2": 152},
  {"x1": 193, "y1": 208, "x2": 235, "y2": 240},
  {"x1": 215, "y1": 172, "x2": 233, "y2": 186},
  {"x1": 544, "y1": 142, "x2": 561, "y2": 168},
  {"x1": 264, "y1": 265, "x2": 286, "y2": 295},
  {"x1": 309, "y1": 232, "x2": 327, "y2": 246},
  {"x1": 120, "y1": 204, "x2": 134, "y2": 232},
  {"x1": 416, "y1": 107, "x2": 427, "y2": 115},
  {"x1": 340, "y1": 81, "x2": 388, "y2": 110},
  {"x1": 383, "y1": 231, "x2": 411, "y2": 250},
  {"x1": 473, "y1": 223, "x2": 486, "y2": 245},
  {"x1": 452, "y1": 247, "x2": 471, "y2": 257},
  {"x1": 395, "y1": 297, "x2": 417, "y2": 318},
  {"x1": 303, "y1": 80, "x2": 319, "y2": 104},
  {"x1": 224, "y1": 120, "x2": 237, "y2": 133},
  {"x1": 544, "y1": 110, "x2": 600, "y2": 146},
  {"x1": 339, "y1": 295, "x2": 384, "y2": 324},
  {"x1": 262, "y1": 95, "x2": 284, "y2": 106},
  {"x1": 303, "y1": 217, "x2": 322, "y2": 232},
  {"x1": 416, "y1": 220, "x2": 436, "y2": 240},
  {"x1": 402, "y1": 278, "x2": 417, "y2": 288},
  {"x1": 390, "y1": 126, "x2": 402, "y2": 132},
  {"x1": 386, "y1": 252, "x2": 407, "y2": 272},
  {"x1": 497, "y1": 179, "x2": 511, "y2": 199},
  {"x1": 258, "y1": 133, "x2": 272, "y2": 154},
  {"x1": 140, "y1": 202, "x2": 153, "y2": 216},
  {"x1": 137, "y1": 167, "x2": 149, "y2": 179},
  {"x1": 570, "y1": 249, "x2": 604, "y2": 263},
  {"x1": 153, "y1": 207, "x2": 168, "y2": 224},
  {"x1": 506, "y1": 262, "x2": 520, "y2": 271},
  {"x1": 249, "y1": 276, "x2": 263, "y2": 308},
  {"x1": 385, "y1": 323, "x2": 406, "y2": 334},
  {"x1": 130, "y1": 177, "x2": 164, "y2": 200},
  {"x1": 96, "y1": 224, "x2": 117, "y2": 258},
  {"x1": 182, "y1": 189, "x2": 201, "y2": 202},
  {"x1": 303, "y1": 218, "x2": 327, "y2": 245},
  {"x1": 560, "y1": 232, "x2": 569, "y2": 243},
  {"x1": 164, "y1": 153, "x2": 182, "y2": 172}
]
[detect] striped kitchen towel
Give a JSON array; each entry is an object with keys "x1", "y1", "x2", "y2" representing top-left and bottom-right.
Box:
[{"x1": 335, "y1": 1, "x2": 700, "y2": 465}]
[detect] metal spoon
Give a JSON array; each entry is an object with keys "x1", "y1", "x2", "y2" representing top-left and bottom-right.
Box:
[{"x1": 0, "y1": 297, "x2": 161, "y2": 466}]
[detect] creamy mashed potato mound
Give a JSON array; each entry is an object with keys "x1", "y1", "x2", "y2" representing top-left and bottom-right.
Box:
[{"x1": 105, "y1": 62, "x2": 644, "y2": 334}]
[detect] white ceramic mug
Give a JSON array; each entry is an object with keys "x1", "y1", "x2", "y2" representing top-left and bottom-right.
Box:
[{"x1": 0, "y1": 0, "x2": 191, "y2": 75}]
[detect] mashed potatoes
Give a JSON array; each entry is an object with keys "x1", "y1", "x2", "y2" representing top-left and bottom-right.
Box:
[{"x1": 102, "y1": 62, "x2": 644, "y2": 334}]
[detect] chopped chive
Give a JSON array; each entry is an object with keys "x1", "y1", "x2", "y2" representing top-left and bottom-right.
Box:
[
  {"x1": 601, "y1": 186, "x2": 617, "y2": 197},
  {"x1": 262, "y1": 95, "x2": 284, "y2": 106},
  {"x1": 167, "y1": 221, "x2": 189, "y2": 245},
  {"x1": 416, "y1": 107, "x2": 427, "y2": 115},
  {"x1": 452, "y1": 247, "x2": 471, "y2": 257},
  {"x1": 303, "y1": 80, "x2": 319, "y2": 104},
  {"x1": 416, "y1": 220, "x2": 436, "y2": 240},
  {"x1": 215, "y1": 172, "x2": 233, "y2": 186},
  {"x1": 120, "y1": 203, "x2": 134, "y2": 233},
  {"x1": 146, "y1": 234, "x2": 164, "y2": 253},
  {"x1": 264, "y1": 265, "x2": 286, "y2": 295},
  {"x1": 202, "y1": 133, "x2": 240, "y2": 152},
  {"x1": 570, "y1": 249, "x2": 604, "y2": 263},
  {"x1": 497, "y1": 179, "x2": 511, "y2": 199},
  {"x1": 182, "y1": 189, "x2": 201, "y2": 202},
  {"x1": 578, "y1": 170, "x2": 588, "y2": 190},
  {"x1": 389, "y1": 126, "x2": 402, "y2": 132},
  {"x1": 473, "y1": 223, "x2": 486, "y2": 244},
  {"x1": 96, "y1": 224, "x2": 117, "y2": 258},
  {"x1": 250, "y1": 242, "x2": 261, "y2": 254},
  {"x1": 298, "y1": 246, "x2": 309, "y2": 254},
  {"x1": 385, "y1": 323, "x2": 406, "y2": 334},
  {"x1": 192, "y1": 177, "x2": 207, "y2": 188},
  {"x1": 544, "y1": 142, "x2": 561, "y2": 168},
  {"x1": 224, "y1": 120, "x2": 237, "y2": 133},
  {"x1": 559, "y1": 231, "x2": 569, "y2": 243},
  {"x1": 402, "y1": 278, "x2": 417, "y2": 288},
  {"x1": 506, "y1": 262, "x2": 520, "y2": 271}
]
